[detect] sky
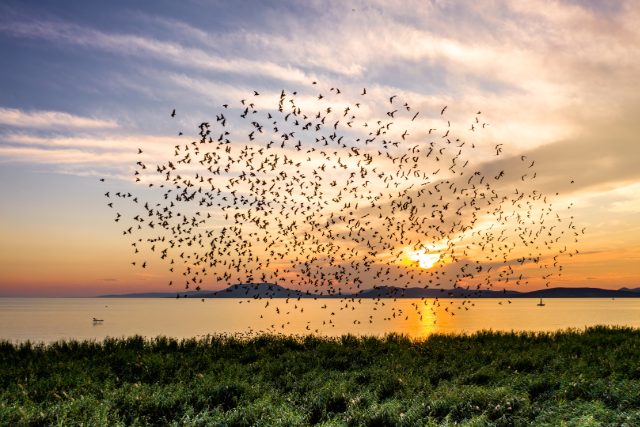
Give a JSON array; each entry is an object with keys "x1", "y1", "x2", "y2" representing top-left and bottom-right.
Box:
[{"x1": 0, "y1": 0, "x2": 639, "y2": 297}]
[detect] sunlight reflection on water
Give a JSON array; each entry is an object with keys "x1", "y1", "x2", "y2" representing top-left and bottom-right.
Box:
[{"x1": 1, "y1": 297, "x2": 639, "y2": 343}]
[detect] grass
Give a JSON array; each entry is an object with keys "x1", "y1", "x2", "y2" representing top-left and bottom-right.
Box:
[{"x1": 1, "y1": 326, "x2": 640, "y2": 426}]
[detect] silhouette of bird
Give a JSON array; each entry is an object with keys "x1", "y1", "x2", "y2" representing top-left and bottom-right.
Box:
[{"x1": 103, "y1": 82, "x2": 582, "y2": 335}]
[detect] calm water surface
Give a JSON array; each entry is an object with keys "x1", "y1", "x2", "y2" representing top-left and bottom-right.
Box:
[{"x1": 1, "y1": 298, "x2": 638, "y2": 343}]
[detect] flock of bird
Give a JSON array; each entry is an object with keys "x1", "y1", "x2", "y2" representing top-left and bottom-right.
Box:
[{"x1": 102, "y1": 82, "x2": 582, "y2": 333}]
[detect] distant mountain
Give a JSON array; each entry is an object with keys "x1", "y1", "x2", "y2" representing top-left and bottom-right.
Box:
[
  {"x1": 618, "y1": 287, "x2": 640, "y2": 293},
  {"x1": 95, "y1": 290, "x2": 218, "y2": 298},
  {"x1": 511, "y1": 287, "x2": 640, "y2": 298},
  {"x1": 360, "y1": 286, "x2": 640, "y2": 299},
  {"x1": 199, "y1": 283, "x2": 352, "y2": 299},
  {"x1": 96, "y1": 283, "x2": 353, "y2": 299},
  {"x1": 356, "y1": 286, "x2": 520, "y2": 299},
  {"x1": 96, "y1": 285, "x2": 640, "y2": 299}
]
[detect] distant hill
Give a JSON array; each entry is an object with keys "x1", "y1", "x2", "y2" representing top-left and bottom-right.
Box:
[
  {"x1": 360, "y1": 286, "x2": 640, "y2": 299},
  {"x1": 619, "y1": 287, "x2": 640, "y2": 293},
  {"x1": 96, "y1": 285, "x2": 640, "y2": 299},
  {"x1": 356, "y1": 286, "x2": 520, "y2": 299},
  {"x1": 199, "y1": 283, "x2": 352, "y2": 299},
  {"x1": 96, "y1": 283, "x2": 353, "y2": 299},
  {"x1": 95, "y1": 290, "x2": 218, "y2": 298},
  {"x1": 510, "y1": 287, "x2": 640, "y2": 298}
]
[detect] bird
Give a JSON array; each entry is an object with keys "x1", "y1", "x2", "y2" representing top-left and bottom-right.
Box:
[
  {"x1": 102, "y1": 85, "x2": 582, "y2": 335},
  {"x1": 171, "y1": 109, "x2": 176, "y2": 117}
]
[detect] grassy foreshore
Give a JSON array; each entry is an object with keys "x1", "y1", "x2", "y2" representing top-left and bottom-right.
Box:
[{"x1": 1, "y1": 326, "x2": 639, "y2": 426}]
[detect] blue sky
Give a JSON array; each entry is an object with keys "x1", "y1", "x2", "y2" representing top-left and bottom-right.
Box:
[{"x1": 1, "y1": 0, "x2": 639, "y2": 296}]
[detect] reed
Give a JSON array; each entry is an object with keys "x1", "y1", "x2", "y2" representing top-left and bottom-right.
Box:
[{"x1": 1, "y1": 326, "x2": 639, "y2": 426}]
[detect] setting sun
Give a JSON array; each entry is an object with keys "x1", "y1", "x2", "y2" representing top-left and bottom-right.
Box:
[{"x1": 407, "y1": 251, "x2": 441, "y2": 269}]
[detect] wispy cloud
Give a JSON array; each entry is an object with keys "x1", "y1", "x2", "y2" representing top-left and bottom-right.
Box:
[
  {"x1": 0, "y1": 108, "x2": 118, "y2": 129},
  {"x1": 0, "y1": 20, "x2": 314, "y2": 84},
  {"x1": 607, "y1": 183, "x2": 640, "y2": 214}
]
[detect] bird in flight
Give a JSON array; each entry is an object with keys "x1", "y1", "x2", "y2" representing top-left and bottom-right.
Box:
[{"x1": 104, "y1": 83, "x2": 582, "y2": 334}]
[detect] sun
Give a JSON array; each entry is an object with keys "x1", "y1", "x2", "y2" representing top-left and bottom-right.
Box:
[{"x1": 407, "y1": 251, "x2": 440, "y2": 269}]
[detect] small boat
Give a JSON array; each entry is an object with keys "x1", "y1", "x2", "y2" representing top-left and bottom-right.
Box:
[
  {"x1": 93, "y1": 318, "x2": 104, "y2": 322},
  {"x1": 537, "y1": 298, "x2": 545, "y2": 307}
]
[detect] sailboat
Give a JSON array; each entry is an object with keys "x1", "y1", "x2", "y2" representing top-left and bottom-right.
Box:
[{"x1": 537, "y1": 298, "x2": 545, "y2": 307}]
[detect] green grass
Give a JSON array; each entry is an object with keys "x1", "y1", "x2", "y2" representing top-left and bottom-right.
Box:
[{"x1": 1, "y1": 326, "x2": 640, "y2": 426}]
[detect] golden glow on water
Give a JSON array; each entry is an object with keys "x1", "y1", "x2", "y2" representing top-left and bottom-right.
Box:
[{"x1": 3, "y1": 298, "x2": 640, "y2": 343}]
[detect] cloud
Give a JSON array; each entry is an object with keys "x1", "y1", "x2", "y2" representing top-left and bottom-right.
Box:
[
  {"x1": 102, "y1": 278, "x2": 119, "y2": 282},
  {"x1": 610, "y1": 200, "x2": 640, "y2": 214},
  {"x1": 0, "y1": 108, "x2": 118, "y2": 129},
  {"x1": 0, "y1": 20, "x2": 314, "y2": 84},
  {"x1": 0, "y1": 133, "x2": 182, "y2": 173},
  {"x1": 606, "y1": 183, "x2": 640, "y2": 214}
]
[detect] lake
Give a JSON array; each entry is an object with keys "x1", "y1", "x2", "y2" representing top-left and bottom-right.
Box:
[{"x1": 1, "y1": 297, "x2": 638, "y2": 343}]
